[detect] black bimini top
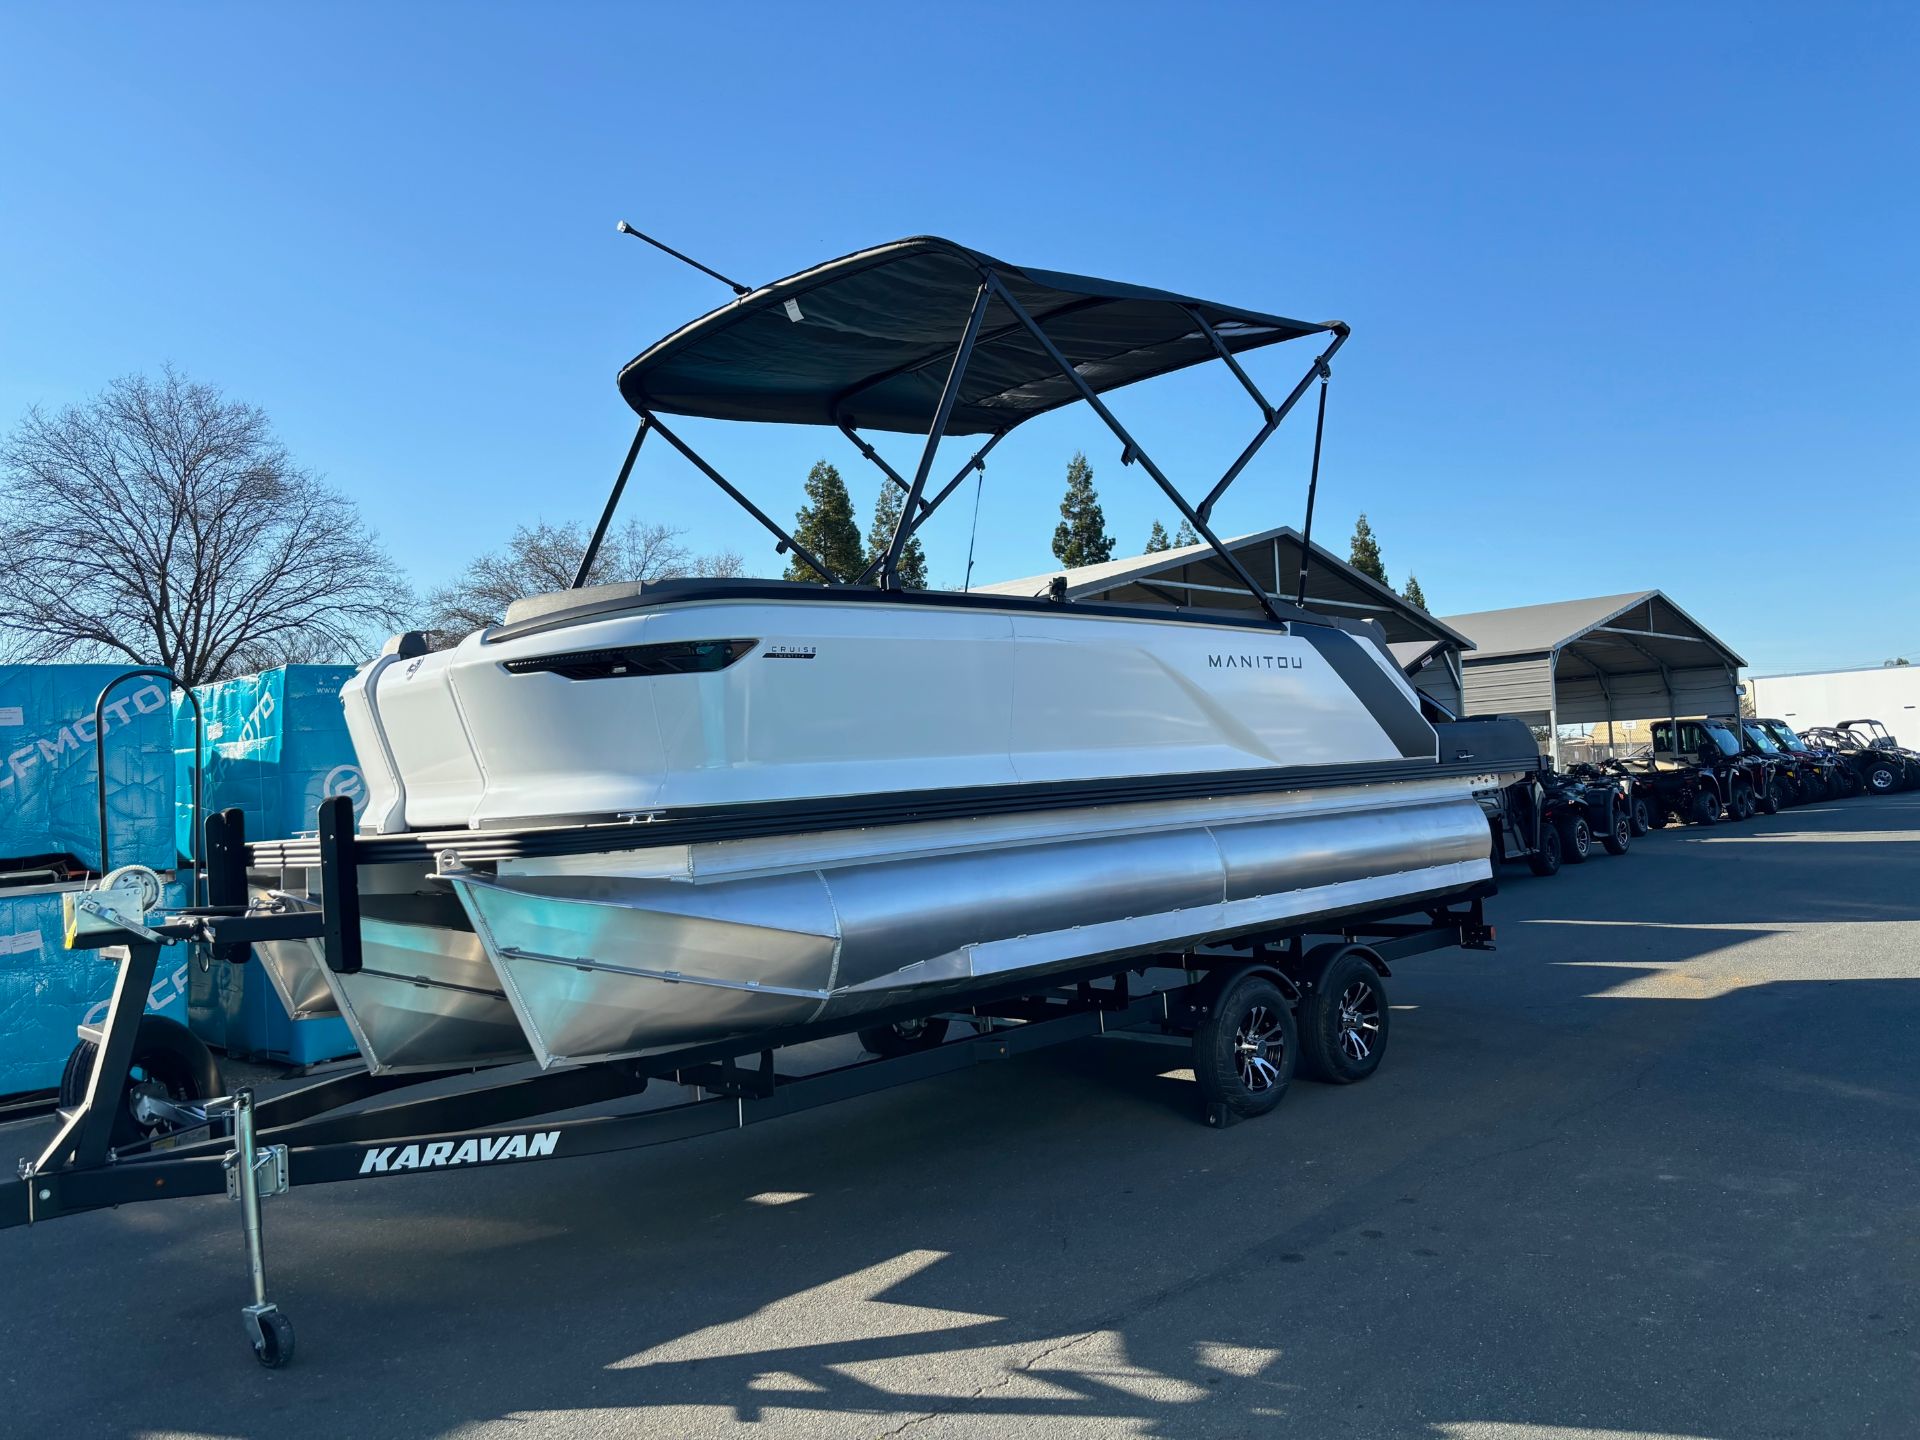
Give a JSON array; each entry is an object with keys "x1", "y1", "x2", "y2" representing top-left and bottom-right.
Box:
[{"x1": 616, "y1": 237, "x2": 1336, "y2": 436}]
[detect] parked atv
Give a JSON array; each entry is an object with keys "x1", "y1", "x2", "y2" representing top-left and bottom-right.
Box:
[
  {"x1": 1560, "y1": 763, "x2": 1635, "y2": 851},
  {"x1": 1480, "y1": 760, "x2": 1597, "y2": 875}
]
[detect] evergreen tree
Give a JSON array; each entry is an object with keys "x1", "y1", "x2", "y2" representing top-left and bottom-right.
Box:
[
  {"x1": 1349, "y1": 513, "x2": 1388, "y2": 586},
  {"x1": 1051, "y1": 451, "x2": 1115, "y2": 568},
  {"x1": 1402, "y1": 574, "x2": 1428, "y2": 610},
  {"x1": 786, "y1": 460, "x2": 864, "y2": 582},
  {"x1": 1144, "y1": 519, "x2": 1171, "y2": 553},
  {"x1": 1172, "y1": 517, "x2": 1200, "y2": 548},
  {"x1": 866, "y1": 480, "x2": 929, "y2": 588}
]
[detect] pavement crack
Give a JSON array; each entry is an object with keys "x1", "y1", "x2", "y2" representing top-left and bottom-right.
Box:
[{"x1": 875, "y1": 1329, "x2": 1102, "y2": 1437}]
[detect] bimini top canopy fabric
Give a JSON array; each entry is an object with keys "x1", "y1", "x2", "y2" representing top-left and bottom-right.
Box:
[{"x1": 616, "y1": 237, "x2": 1336, "y2": 436}]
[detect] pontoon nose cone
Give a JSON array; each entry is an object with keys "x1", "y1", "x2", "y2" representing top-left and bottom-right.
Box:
[{"x1": 451, "y1": 871, "x2": 840, "y2": 1069}]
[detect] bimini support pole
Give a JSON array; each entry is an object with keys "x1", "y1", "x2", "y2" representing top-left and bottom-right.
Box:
[
  {"x1": 643, "y1": 412, "x2": 843, "y2": 584},
  {"x1": 1294, "y1": 369, "x2": 1332, "y2": 604},
  {"x1": 572, "y1": 418, "x2": 651, "y2": 589},
  {"x1": 879, "y1": 281, "x2": 992, "y2": 590},
  {"x1": 984, "y1": 272, "x2": 1286, "y2": 624},
  {"x1": 1196, "y1": 321, "x2": 1348, "y2": 526}
]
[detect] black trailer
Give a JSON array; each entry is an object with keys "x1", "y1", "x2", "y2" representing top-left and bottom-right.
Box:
[{"x1": 6, "y1": 795, "x2": 1495, "y2": 1369}]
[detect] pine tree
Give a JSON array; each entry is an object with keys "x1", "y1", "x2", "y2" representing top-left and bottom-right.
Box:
[
  {"x1": 1402, "y1": 574, "x2": 1428, "y2": 610},
  {"x1": 866, "y1": 480, "x2": 929, "y2": 588},
  {"x1": 1349, "y1": 513, "x2": 1388, "y2": 586},
  {"x1": 786, "y1": 460, "x2": 864, "y2": 582},
  {"x1": 1051, "y1": 451, "x2": 1115, "y2": 568},
  {"x1": 1172, "y1": 517, "x2": 1199, "y2": 548},
  {"x1": 1144, "y1": 519, "x2": 1171, "y2": 553}
]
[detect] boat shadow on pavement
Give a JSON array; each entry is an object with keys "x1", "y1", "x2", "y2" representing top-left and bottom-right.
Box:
[{"x1": 3, "y1": 799, "x2": 1918, "y2": 1439}]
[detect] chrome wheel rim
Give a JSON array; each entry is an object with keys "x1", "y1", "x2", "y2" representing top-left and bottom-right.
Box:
[
  {"x1": 1336, "y1": 980, "x2": 1381, "y2": 1062},
  {"x1": 1233, "y1": 1006, "x2": 1285, "y2": 1092}
]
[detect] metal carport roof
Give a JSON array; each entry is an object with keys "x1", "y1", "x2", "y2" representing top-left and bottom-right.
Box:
[
  {"x1": 976, "y1": 526, "x2": 1470, "y2": 650},
  {"x1": 1441, "y1": 590, "x2": 1747, "y2": 750}
]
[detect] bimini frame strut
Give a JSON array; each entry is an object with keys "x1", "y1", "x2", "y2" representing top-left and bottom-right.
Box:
[{"x1": 573, "y1": 264, "x2": 1348, "y2": 611}]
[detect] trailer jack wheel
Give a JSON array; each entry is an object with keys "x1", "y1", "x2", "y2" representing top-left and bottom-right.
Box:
[{"x1": 246, "y1": 1305, "x2": 294, "y2": 1369}]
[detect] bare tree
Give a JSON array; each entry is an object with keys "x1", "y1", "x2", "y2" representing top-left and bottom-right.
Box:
[
  {"x1": 0, "y1": 370, "x2": 411, "y2": 685},
  {"x1": 425, "y1": 518, "x2": 746, "y2": 635}
]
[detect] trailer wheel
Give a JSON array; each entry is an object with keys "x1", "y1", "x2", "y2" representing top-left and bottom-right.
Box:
[
  {"x1": 1528, "y1": 820, "x2": 1563, "y2": 876},
  {"x1": 857, "y1": 1016, "x2": 951, "y2": 1058},
  {"x1": 1296, "y1": 948, "x2": 1388, "y2": 1085},
  {"x1": 1559, "y1": 813, "x2": 1591, "y2": 864},
  {"x1": 1601, "y1": 803, "x2": 1631, "y2": 855},
  {"x1": 1193, "y1": 973, "x2": 1296, "y2": 1120},
  {"x1": 1867, "y1": 760, "x2": 1900, "y2": 794},
  {"x1": 1628, "y1": 795, "x2": 1651, "y2": 836},
  {"x1": 59, "y1": 1015, "x2": 222, "y2": 1150},
  {"x1": 1691, "y1": 789, "x2": 1721, "y2": 825}
]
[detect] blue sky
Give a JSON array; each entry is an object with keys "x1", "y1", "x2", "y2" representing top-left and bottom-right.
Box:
[{"x1": 1, "y1": 3, "x2": 1913, "y2": 674}]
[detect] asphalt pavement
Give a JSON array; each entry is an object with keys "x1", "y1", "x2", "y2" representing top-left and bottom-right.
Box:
[{"x1": 3, "y1": 792, "x2": 1917, "y2": 1439}]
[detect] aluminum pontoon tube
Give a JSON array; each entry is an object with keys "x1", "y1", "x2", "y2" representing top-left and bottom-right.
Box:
[
  {"x1": 253, "y1": 891, "x2": 533, "y2": 1073},
  {"x1": 449, "y1": 788, "x2": 1492, "y2": 1070}
]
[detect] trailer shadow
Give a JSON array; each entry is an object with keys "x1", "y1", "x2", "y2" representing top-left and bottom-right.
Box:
[{"x1": 2, "y1": 799, "x2": 1917, "y2": 1438}]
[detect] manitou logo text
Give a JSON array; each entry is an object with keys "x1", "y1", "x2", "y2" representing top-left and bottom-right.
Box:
[
  {"x1": 358, "y1": 1130, "x2": 560, "y2": 1174},
  {"x1": 1208, "y1": 654, "x2": 1304, "y2": 670}
]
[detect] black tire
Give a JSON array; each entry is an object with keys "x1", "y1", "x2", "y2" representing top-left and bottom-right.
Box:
[
  {"x1": 857, "y1": 1016, "x2": 951, "y2": 1058},
  {"x1": 1628, "y1": 795, "x2": 1651, "y2": 836},
  {"x1": 1758, "y1": 776, "x2": 1781, "y2": 815},
  {"x1": 1778, "y1": 773, "x2": 1802, "y2": 807},
  {"x1": 1804, "y1": 771, "x2": 1829, "y2": 803},
  {"x1": 1645, "y1": 799, "x2": 1669, "y2": 829},
  {"x1": 59, "y1": 1015, "x2": 221, "y2": 1151},
  {"x1": 1691, "y1": 788, "x2": 1721, "y2": 826},
  {"x1": 1527, "y1": 818, "x2": 1563, "y2": 876},
  {"x1": 252, "y1": 1310, "x2": 295, "y2": 1369},
  {"x1": 1559, "y1": 813, "x2": 1591, "y2": 864},
  {"x1": 1193, "y1": 973, "x2": 1297, "y2": 1120},
  {"x1": 1601, "y1": 803, "x2": 1631, "y2": 855},
  {"x1": 1730, "y1": 782, "x2": 1755, "y2": 822},
  {"x1": 1296, "y1": 948, "x2": 1388, "y2": 1085},
  {"x1": 1866, "y1": 760, "x2": 1900, "y2": 795}
]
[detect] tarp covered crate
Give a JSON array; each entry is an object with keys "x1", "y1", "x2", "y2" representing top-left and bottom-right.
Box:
[
  {"x1": 0, "y1": 665, "x2": 177, "y2": 875},
  {"x1": 175, "y1": 665, "x2": 361, "y2": 1066},
  {"x1": 0, "y1": 883, "x2": 191, "y2": 1099},
  {"x1": 173, "y1": 664, "x2": 364, "y2": 855}
]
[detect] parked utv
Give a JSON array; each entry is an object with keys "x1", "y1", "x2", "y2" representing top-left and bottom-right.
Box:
[
  {"x1": 1750, "y1": 717, "x2": 1856, "y2": 799},
  {"x1": 1837, "y1": 719, "x2": 1920, "y2": 792},
  {"x1": 1603, "y1": 752, "x2": 1717, "y2": 828},
  {"x1": 1646, "y1": 718, "x2": 1778, "y2": 821},
  {"x1": 1803, "y1": 726, "x2": 1904, "y2": 795},
  {"x1": 1719, "y1": 715, "x2": 1819, "y2": 804}
]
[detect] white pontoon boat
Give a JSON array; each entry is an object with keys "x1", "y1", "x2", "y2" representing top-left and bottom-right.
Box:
[{"x1": 239, "y1": 237, "x2": 1536, "y2": 1073}]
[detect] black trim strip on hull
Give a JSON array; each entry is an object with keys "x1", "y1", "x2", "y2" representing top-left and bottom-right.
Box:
[
  {"x1": 1296, "y1": 627, "x2": 1438, "y2": 761},
  {"x1": 246, "y1": 749, "x2": 1532, "y2": 871}
]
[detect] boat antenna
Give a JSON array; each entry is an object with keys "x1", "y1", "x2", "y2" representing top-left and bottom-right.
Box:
[
  {"x1": 615, "y1": 221, "x2": 752, "y2": 296},
  {"x1": 962, "y1": 465, "x2": 986, "y2": 592}
]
